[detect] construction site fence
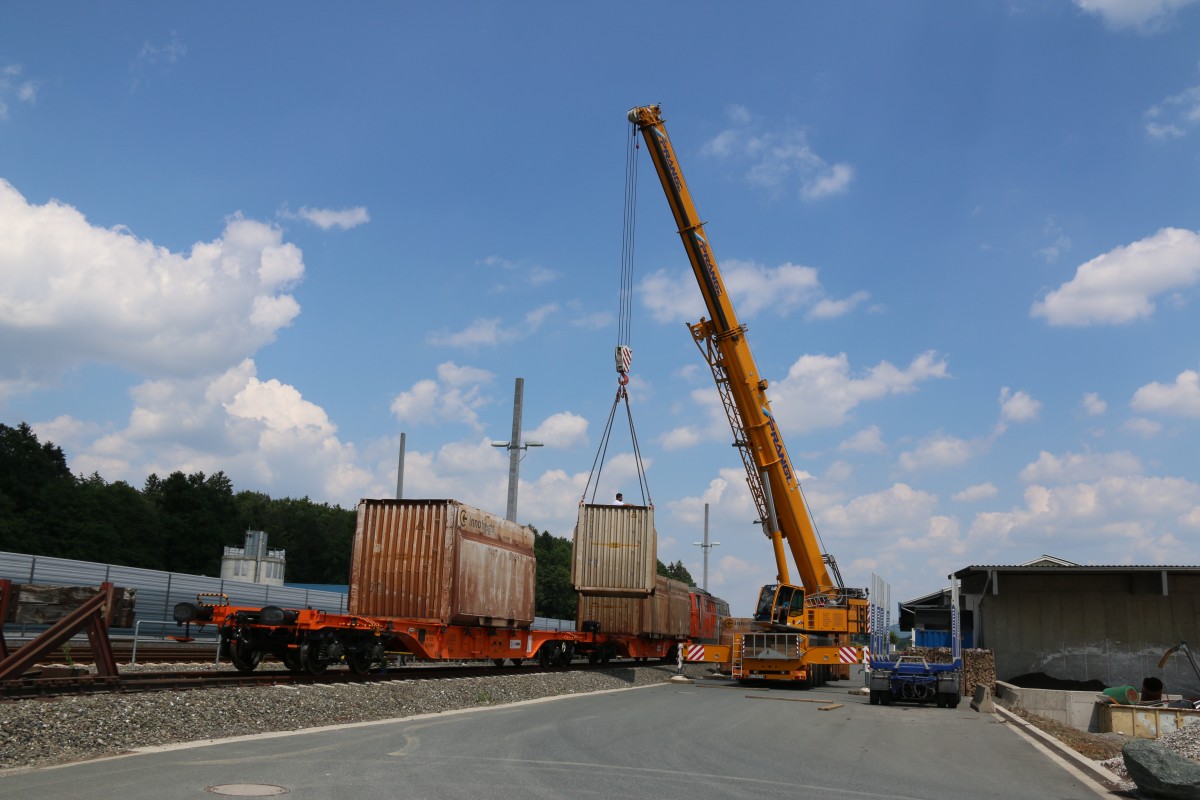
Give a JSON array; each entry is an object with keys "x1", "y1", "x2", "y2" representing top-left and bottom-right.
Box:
[
  {"x1": 0, "y1": 550, "x2": 349, "y2": 639},
  {"x1": 1, "y1": 550, "x2": 576, "y2": 641}
]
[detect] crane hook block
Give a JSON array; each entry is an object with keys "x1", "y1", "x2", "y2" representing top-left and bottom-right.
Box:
[{"x1": 615, "y1": 345, "x2": 632, "y2": 375}]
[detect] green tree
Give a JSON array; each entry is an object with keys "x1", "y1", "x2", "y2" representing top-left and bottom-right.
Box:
[
  {"x1": 533, "y1": 528, "x2": 575, "y2": 620},
  {"x1": 0, "y1": 422, "x2": 76, "y2": 555},
  {"x1": 145, "y1": 470, "x2": 239, "y2": 575},
  {"x1": 657, "y1": 559, "x2": 695, "y2": 586},
  {"x1": 234, "y1": 492, "x2": 355, "y2": 584}
]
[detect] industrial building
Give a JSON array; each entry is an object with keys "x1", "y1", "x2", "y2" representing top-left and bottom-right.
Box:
[{"x1": 903, "y1": 555, "x2": 1200, "y2": 695}]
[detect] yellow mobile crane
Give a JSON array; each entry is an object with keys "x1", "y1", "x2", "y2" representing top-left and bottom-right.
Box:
[{"x1": 628, "y1": 104, "x2": 868, "y2": 684}]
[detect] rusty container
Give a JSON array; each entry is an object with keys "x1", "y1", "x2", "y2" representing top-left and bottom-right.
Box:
[
  {"x1": 577, "y1": 575, "x2": 690, "y2": 637},
  {"x1": 571, "y1": 503, "x2": 657, "y2": 596},
  {"x1": 349, "y1": 499, "x2": 535, "y2": 627}
]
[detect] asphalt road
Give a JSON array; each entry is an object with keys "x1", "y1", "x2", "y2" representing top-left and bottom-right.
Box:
[{"x1": 1, "y1": 675, "x2": 1107, "y2": 800}]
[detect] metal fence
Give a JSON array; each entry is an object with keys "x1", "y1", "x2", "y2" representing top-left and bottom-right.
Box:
[
  {"x1": 1, "y1": 551, "x2": 578, "y2": 640},
  {"x1": 0, "y1": 551, "x2": 349, "y2": 638}
]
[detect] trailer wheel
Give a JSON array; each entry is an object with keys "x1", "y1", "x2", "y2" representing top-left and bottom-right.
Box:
[
  {"x1": 949, "y1": 693, "x2": 961, "y2": 709},
  {"x1": 935, "y1": 692, "x2": 946, "y2": 708},
  {"x1": 869, "y1": 690, "x2": 880, "y2": 706},
  {"x1": 879, "y1": 691, "x2": 891, "y2": 705}
]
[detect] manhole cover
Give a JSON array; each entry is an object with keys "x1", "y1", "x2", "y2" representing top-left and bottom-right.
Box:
[{"x1": 206, "y1": 785, "x2": 290, "y2": 797}]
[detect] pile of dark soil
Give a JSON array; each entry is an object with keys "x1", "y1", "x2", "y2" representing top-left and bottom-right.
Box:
[
  {"x1": 1007, "y1": 671, "x2": 1106, "y2": 691},
  {"x1": 1007, "y1": 707, "x2": 1127, "y2": 762}
]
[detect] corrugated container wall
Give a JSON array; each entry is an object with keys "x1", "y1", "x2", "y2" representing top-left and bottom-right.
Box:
[
  {"x1": 349, "y1": 499, "x2": 535, "y2": 627},
  {"x1": 571, "y1": 504, "x2": 657, "y2": 597},
  {"x1": 577, "y1": 575, "x2": 691, "y2": 638}
]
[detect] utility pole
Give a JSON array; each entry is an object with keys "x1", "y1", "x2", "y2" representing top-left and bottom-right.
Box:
[
  {"x1": 396, "y1": 432, "x2": 406, "y2": 500},
  {"x1": 692, "y1": 503, "x2": 721, "y2": 592},
  {"x1": 491, "y1": 378, "x2": 542, "y2": 522}
]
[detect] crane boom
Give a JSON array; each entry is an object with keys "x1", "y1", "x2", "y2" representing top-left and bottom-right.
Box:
[{"x1": 628, "y1": 104, "x2": 866, "y2": 639}]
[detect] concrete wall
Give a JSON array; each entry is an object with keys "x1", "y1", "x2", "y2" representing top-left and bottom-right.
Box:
[
  {"x1": 967, "y1": 572, "x2": 1200, "y2": 695},
  {"x1": 994, "y1": 681, "x2": 1107, "y2": 732}
]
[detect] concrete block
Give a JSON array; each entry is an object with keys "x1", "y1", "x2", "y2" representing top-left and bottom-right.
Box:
[{"x1": 971, "y1": 683, "x2": 995, "y2": 713}]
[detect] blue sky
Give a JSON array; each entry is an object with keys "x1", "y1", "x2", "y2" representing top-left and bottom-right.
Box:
[{"x1": 2, "y1": 2, "x2": 1199, "y2": 616}]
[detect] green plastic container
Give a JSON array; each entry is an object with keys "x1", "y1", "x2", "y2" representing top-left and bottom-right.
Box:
[{"x1": 1103, "y1": 685, "x2": 1138, "y2": 704}]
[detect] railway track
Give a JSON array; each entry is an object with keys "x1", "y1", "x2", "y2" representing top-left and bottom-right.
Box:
[
  {"x1": 0, "y1": 658, "x2": 653, "y2": 700},
  {"x1": 8, "y1": 640, "x2": 221, "y2": 665}
]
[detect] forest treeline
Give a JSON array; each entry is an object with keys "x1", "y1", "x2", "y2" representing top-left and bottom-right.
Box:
[{"x1": 0, "y1": 422, "x2": 694, "y2": 618}]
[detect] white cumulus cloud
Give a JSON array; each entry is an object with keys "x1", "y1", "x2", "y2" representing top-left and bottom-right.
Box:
[
  {"x1": 526, "y1": 411, "x2": 589, "y2": 448},
  {"x1": 838, "y1": 425, "x2": 886, "y2": 454},
  {"x1": 953, "y1": 483, "x2": 998, "y2": 503},
  {"x1": 770, "y1": 351, "x2": 949, "y2": 434},
  {"x1": 1131, "y1": 369, "x2": 1200, "y2": 417},
  {"x1": 1074, "y1": 0, "x2": 1199, "y2": 31},
  {"x1": 999, "y1": 387, "x2": 1042, "y2": 424},
  {"x1": 967, "y1": 473, "x2": 1199, "y2": 563},
  {"x1": 639, "y1": 259, "x2": 826, "y2": 325},
  {"x1": 0, "y1": 180, "x2": 304, "y2": 392},
  {"x1": 38, "y1": 359, "x2": 375, "y2": 505},
  {"x1": 1145, "y1": 85, "x2": 1200, "y2": 140},
  {"x1": 290, "y1": 206, "x2": 371, "y2": 230},
  {"x1": 1030, "y1": 228, "x2": 1200, "y2": 326},
  {"x1": 702, "y1": 106, "x2": 854, "y2": 201},
  {"x1": 1018, "y1": 450, "x2": 1143, "y2": 484},
  {"x1": 1081, "y1": 392, "x2": 1108, "y2": 416},
  {"x1": 898, "y1": 433, "x2": 980, "y2": 472},
  {"x1": 390, "y1": 362, "x2": 495, "y2": 431}
]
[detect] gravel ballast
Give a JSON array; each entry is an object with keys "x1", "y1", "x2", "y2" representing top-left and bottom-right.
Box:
[{"x1": 0, "y1": 664, "x2": 703, "y2": 772}]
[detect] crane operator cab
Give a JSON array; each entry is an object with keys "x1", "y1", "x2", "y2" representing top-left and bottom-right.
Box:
[{"x1": 753, "y1": 583, "x2": 805, "y2": 628}]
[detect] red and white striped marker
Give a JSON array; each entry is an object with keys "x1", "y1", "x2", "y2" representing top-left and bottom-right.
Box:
[
  {"x1": 684, "y1": 644, "x2": 705, "y2": 662},
  {"x1": 838, "y1": 646, "x2": 858, "y2": 664}
]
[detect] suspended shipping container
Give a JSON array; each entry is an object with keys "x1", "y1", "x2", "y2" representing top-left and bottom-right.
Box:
[
  {"x1": 349, "y1": 499, "x2": 535, "y2": 627},
  {"x1": 571, "y1": 503, "x2": 657, "y2": 597}
]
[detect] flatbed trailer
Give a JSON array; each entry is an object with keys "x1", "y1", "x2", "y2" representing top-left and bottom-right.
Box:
[{"x1": 867, "y1": 578, "x2": 962, "y2": 708}]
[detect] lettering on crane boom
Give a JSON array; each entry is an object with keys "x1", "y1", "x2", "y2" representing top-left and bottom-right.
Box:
[
  {"x1": 652, "y1": 127, "x2": 683, "y2": 192},
  {"x1": 767, "y1": 415, "x2": 794, "y2": 485},
  {"x1": 650, "y1": 126, "x2": 724, "y2": 301},
  {"x1": 691, "y1": 231, "x2": 723, "y2": 300}
]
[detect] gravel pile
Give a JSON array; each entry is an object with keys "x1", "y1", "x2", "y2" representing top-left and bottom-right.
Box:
[{"x1": 0, "y1": 663, "x2": 703, "y2": 772}]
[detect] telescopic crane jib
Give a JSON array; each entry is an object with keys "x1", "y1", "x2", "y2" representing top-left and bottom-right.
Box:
[{"x1": 627, "y1": 104, "x2": 868, "y2": 681}]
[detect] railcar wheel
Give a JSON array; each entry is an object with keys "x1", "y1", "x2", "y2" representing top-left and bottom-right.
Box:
[
  {"x1": 301, "y1": 642, "x2": 328, "y2": 675},
  {"x1": 281, "y1": 649, "x2": 303, "y2": 673},
  {"x1": 492, "y1": 658, "x2": 507, "y2": 667},
  {"x1": 537, "y1": 644, "x2": 556, "y2": 668},
  {"x1": 511, "y1": 658, "x2": 524, "y2": 667},
  {"x1": 229, "y1": 638, "x2": 261, "y2": 673},
  {"x1": 347, "y1": 649, "x2": 375, "y2": 675}
]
